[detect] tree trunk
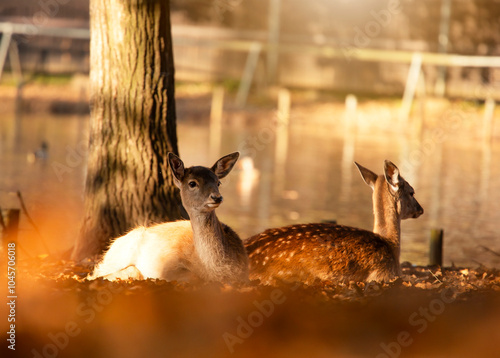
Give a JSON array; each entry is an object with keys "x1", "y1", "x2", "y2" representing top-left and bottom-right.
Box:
[{"x1": 72, "y1": 0, "x2": 182, "y2": 261}]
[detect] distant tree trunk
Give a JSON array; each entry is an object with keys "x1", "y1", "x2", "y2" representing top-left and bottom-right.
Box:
[{"x1": 72, "y1": 0, "x2": 182, "y2": 261}]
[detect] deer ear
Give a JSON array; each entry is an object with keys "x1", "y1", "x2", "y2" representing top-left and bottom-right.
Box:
[
  {"x1": 355, "y1": 162, "x2": 378, "y2": 190},
  {"x1": 168, "y1": 153, "x2": 184, "y2": 188},
  {"x1": 384, "y1": 160, "x2": 400, "y2": 191},
  {"x1": 211, "y1": 152, "x2": 240, "y2": 179}
]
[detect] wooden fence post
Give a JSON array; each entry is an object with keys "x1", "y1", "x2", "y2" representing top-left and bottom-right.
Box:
[
  {"x1": 209, "y1": 86, "x2": 224, "y2": 159},
  {"x1": 274, "y1": 88, "x2": 291, "y2": 195},
  {"x1": 400, "y1": 52, "x2": 423, "y2": 124},
  {"x1": 483, "y1": 97, "x2": 495, "y2": 143},
  {"x1": 429, "y1": 228, "x2": 444, "y2": 266},
  {"x1": 2, "y1": 209, "x2": 20, "y2": 249}
]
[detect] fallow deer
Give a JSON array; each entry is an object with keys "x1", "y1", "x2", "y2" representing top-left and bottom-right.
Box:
[
  {"x1": 88, "y1": 152, "x2": 249, "y2": 284},
  {"x1": 244, "y1": 160, "x2": 423, "y2": 284}
]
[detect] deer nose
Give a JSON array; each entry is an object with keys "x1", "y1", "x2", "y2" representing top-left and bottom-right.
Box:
[
  {"x1": 211, "y1": 194, "x2": 223, "y2": 204},
  {"x1": 415, "y1": 202, "x2": 424, "y2": 217}
]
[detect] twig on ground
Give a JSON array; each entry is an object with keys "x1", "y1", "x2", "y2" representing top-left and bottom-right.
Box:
[
  {"x1": 471, "y1": 259, "x2": 488, "y2": 270},
  {"x1": 479, "y1": 245, "x2": 500, "y2": 258},
  {"x1": 428, "y1": 269, "x2": 442, "y2": 283}
]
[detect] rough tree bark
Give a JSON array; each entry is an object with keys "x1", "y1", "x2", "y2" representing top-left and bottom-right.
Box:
[{"x1": 72, "y1": 0, "x2": 182, "y2": 261}]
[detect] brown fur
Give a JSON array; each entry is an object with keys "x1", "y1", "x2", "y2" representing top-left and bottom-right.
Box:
[
  {"x1": 169, "y1": 153, "x2": 248, "y2": 282},
  {"x1": 89, "y1": 153, "x2": 248, "y2": 284},
  {"x1": 245, "y1": 223, "x2": 398, "y2": 285},
  {"x1": 171, "y1": 154, "x2": 249, "y2": 283},
  {"x1": 245, "y1": 160, "x2": 424, "y2": 285}
]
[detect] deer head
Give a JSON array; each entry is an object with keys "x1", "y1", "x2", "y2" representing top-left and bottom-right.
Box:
[{"x1": 168, "y1": 152, "x2": 240, "y2": 214}]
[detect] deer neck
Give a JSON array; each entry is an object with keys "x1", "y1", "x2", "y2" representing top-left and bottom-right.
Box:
[
  {"x1": 372, "y1": 181, "x2": 401, "y2": 261},
  {"x1": 188, "y1": 210, "x2": 228, "y2": 279}
]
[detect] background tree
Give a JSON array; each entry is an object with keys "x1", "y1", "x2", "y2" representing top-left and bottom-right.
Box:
[{"x1": 72, "y1": 0, "x2": 182, "y2": 261}]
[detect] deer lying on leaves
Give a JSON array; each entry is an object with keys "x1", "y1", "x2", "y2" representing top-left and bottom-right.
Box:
[
  {"x1": 245, "y1": 161, "x2": 424, "y2": 284},
  {"x1": 89, "y1": 152, "x2": 249, "y2": 284}
]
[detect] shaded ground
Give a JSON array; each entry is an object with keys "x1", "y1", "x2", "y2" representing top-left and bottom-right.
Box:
[{"x1": 2, "y1": 257, "x2": 500, "y2": 358}]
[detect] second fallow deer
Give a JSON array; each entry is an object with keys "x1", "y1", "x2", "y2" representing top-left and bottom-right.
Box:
[{"x1": 244, "y1": 160, "x2": 424, "y2": 284}]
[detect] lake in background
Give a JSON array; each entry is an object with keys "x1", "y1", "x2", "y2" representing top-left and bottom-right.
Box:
[{"x1": 1, "y1": 103, "x2": 499, "y2": 268}]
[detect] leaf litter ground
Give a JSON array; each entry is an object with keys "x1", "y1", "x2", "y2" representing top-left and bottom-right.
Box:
[{"x1": 5, "y1": 257, "x2": 499, "y2": 358}]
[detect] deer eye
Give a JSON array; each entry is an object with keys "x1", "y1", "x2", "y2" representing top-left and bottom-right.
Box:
[
  {"x1": 188, "y1": 181, "x2": 198, "y2": 188},
  {"x1": 217, "y1": 181, "x2": 222, "y2": 187}
]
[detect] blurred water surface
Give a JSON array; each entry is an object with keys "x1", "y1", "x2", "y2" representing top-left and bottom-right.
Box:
[{"x1": 1, "y1": 110, "x2": 499, "y2": 267}]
